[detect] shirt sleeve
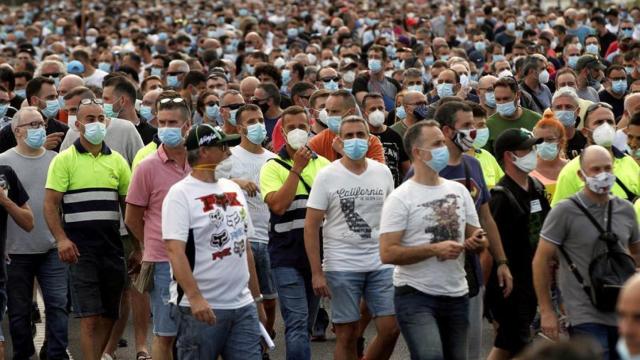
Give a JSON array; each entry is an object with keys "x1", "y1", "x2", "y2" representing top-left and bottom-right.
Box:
[
  {"x1": 306, "y1": 168, "x2": 329, "y2": 211},
  {"x1": 379, "y1": 191, "x2": 410, "y2": 234},
  {"x1": 127, "y1": 129, "x2": 144, "y2": 166},
  {"x1": 117, "y1": 156, "x2": 132, "y2": 196},
  {"x1": 461, "y1": 185, "x2": 480, "y2": 228},
  {"x1": 259, "y1": 160, "x2": 284, "y2": 201},
  {"x1": 45, "y1": 153, "x2": 70, "y2": 193},
  {"x1": 367, "y1": 135, "x2": 386, "y2": 164},
  {"x1": 551, "y1": 161, "x2": 581, "y2": 207},
  {"x1": 539, "y1": 202, "x2": 569, "y2": 246},
  {"x1": 215, "y1": 157, "x2": 233, "y2": 180},
  {"x1": 7, "y1": 167, "x2": 29, "y2": 207},
  {"x1": 162, "y1": 185, "x2": 190, "y2": 242},
  {"x1": 125, "y1": 162, "x2": 150, "y2": 207}
]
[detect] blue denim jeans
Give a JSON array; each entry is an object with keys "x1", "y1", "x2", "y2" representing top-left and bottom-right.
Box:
[
  {"x1": 271, "y1": 266, "x2": 320, "y2": 360},
  {"x1": 569, "y1": 323, "x2": 619, "y2": 360},
  {"x1": 394, "y1": 286, "x2": 469, "y2": 360},
  {"x1": 149, "y1": 261, "x2": 178, "y2": 336},
  {"x1": 175, "y1": 303, "x2": 261, "y2": 360},
  {"x1": 7, "y1": 249, "x2": 69, "y2": 359}
]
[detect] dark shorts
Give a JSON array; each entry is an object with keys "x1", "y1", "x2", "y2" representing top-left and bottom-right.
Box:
[
  {"x1": 69, "y1": 247, "x2": 126, "y2": 319},
  {"x1": 121, "y1": 235, "x2": 134, "y2": 287},
  {"x1": 486, "y1": 285, "x2": 537, "y2": 354}
]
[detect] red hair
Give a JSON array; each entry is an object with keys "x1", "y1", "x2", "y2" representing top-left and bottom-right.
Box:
[{"x1": 534, "y1": 109, "x2": 567, "y2": 155}]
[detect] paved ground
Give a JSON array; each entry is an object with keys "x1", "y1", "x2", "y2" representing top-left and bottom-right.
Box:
[{"x1": 2, "y1": 295, "x2": 498, "y2": 359}]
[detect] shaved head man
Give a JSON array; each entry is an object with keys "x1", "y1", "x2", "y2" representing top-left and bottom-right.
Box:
[{"x1": 240, "y1": 76, "x2": 260, "y2": 103}]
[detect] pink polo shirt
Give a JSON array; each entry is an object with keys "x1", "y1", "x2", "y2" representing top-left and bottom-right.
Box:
[{"x1": 126, "y1": 145, "x2": 190, "y2": 262}]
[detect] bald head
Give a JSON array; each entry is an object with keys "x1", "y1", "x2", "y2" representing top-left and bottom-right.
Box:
[
  {"x1": 478, "y1": 75, "x2": 498, "y2": 89},
  {"x1": 240, "y1": 76, "x2": 260, "y2": 102},
  {"x1": 579, "y1": 145, "x2": 613, "y2": 181},
  {"x1": 618, "y1": 274, "x2": 640, "y2": 355},
  {"x1": 625, "y1": 93, "x2": 640, "y2": 118},
  {"x1": 58, "y1": 75, "x2": 85, "y2": 97}
]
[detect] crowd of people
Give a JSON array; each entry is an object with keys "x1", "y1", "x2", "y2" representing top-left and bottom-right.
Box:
[{"x1": 3, "y1": 0, "x2": 640, "y2": 359}]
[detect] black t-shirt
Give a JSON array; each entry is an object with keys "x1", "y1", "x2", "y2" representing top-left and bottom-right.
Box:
[
  {"x1": 0, "y1": 165, "x2": 29, "y2": 281},
  {"x1": 9, "y1": 95, "x2": 23, "y2": 111},
  {"x1": 135, "y1": 120, "x2": 158, "y2": 145},
  {"x1": 567, "y1": 131, "x2": 588, "y2": 160},
  {"x1": 372, "y1": 127, "x2": 408, "y2": 187},
  {"x1": 598, "y1": 90, "x2": 625, "y2": 120},
  {"x1": 0, "y1": 117, "x2": 68, "y2": 154},
  {"x1": 598, "y1": 32, "x2": 617, "y2": 58}
]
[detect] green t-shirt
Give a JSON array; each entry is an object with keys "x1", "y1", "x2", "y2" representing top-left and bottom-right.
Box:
[
  {"x1": 131, "y1": 140, "x2": 159, "y2": 171},
  {"x1": 390, "y1": 120, "x2": 409, "y2": 139},
  {"x1": 485, "y1": 108, "x2": 542, "y2": 153}
]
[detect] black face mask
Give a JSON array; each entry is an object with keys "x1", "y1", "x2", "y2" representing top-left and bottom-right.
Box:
[
  {"x1": 256, "y1": 101, "x2": 270, "y2": 114},
  {"x1": 413, "y1": 104, "x2": 429, "y2": 120}
]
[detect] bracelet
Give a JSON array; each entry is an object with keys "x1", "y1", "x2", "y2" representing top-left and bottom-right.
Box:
[
  {"x1": 496, "y1": 259, "x2": 509, "y2": 266},
  {"x1": 254, "y1": 295, "x2": 264, "y2": 303}
]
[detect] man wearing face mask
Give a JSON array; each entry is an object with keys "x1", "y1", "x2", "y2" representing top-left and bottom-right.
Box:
[
  {"x1": 220, "y1": 90, "x2": 246, "y2": 135},
  {"x1": 60, "y1": 87, "x2": 143, "y2": 165},
  {"x1": 44, "y1": 98, "x2": 131, "y2": 360},
  {"x1": 534, "y1": 145, "x2": 640, "y2": 358},
  {"x1": 468, "y1": 103, "x2": 504, "y2": 189},
  {"x1": 380, "y1": 120, "x2": 486, "y2": 360},
  {"x1": 352, "y1": 45, "x2": 401, "y2": 112},
  {"x1": 260, "y1": 106, "x2": 330, "y2": 360},
  {"x1": 486, "y1": 77, "x2": 542, "y2": 154},
  {"x1": 215, "y1": 104, "x2": 278, "y2": 352},
  {"x1": 103, "y1": 75, "x2": 157, "y2": 145},
  {"x1": 316, "y1": 67, "x2": 342, "y2": 92},
  {"x1": 363, "y1": 93, "x2": 410, "y2": 187},
  {"x1": 486, "y1": 128, "x2": 549, "y2": 360},
  {"x1": 0, "y1": 107, "x2": 68, "y2": 360},
  {"x1": 575, "y1": 55, "x2": 605, "y2": 103},
  {"x1": 252, "y1": 83, "x2": 283, "y2": 143},
  {"x1": 477, "y1": 75, "x2": 498, "y2": 117},
  {"x1": 0, "y1": 77, "x2": 68, "y2": 154},
  {"x1": 552, "y1": 103, "x2": 640, "y2": 206},
  {"x1": 519, "y1": 57, "x2": 553, "y2": 114},
  {"x1": 551, "y1": 86, "x2": 588, "y2": 159},
  {"x1": 125, "y1": 94, "x2": 192, "y2": 360},
  {"x1": 390, "y1": 91, "x2": 428, "y2": 138},
  {"x1": 598, "y1": 65, "x2": 628, "y2": 119},
  {"x1": 165, "y1": 60, "x2": 189, "y2": 89},
  {"x1": 309, "y1": 90, "x2": 385, "y2": 163}
]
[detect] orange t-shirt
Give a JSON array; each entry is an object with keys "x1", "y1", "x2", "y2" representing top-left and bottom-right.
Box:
[{"x1": 308, "y1": 129, "x2": 386, "y2": 163}]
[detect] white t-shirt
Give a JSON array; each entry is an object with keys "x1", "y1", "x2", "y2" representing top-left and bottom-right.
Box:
[
  {"x1": 379, "y1": 178, "x2": 480, "y2": 297},
  {"x1": 215, "y1": 145, "x2": 276, "y2": 244},
  {"x1": 162, "y1": 176, "x2": 255, "y2": 309},
  {"x1": 84, "y1": 68, "x2": 108, "y2": 88},
  {"x1": 307, "y1": 159, "x2": 394, "y2": 272}
]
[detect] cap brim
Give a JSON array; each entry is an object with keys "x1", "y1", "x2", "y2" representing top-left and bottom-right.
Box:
[
  {"x1": 220, "y1": 134, "x2": 241, "y2": 147},
  {"x1": 517, "y1": 137, "x2": 543, "y2": 150}
]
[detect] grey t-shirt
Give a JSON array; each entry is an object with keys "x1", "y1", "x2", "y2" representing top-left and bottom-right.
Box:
[
  {"x1": 576, "y1": 86, "x2": 600, "y2": 103},
  {"x1": 61, "y1": 117, "x2": 143, "y2": 165},
  {"x1": 0, "y1": 148, "x2": 57, "y2": 254},
  {"x1": 540, "y1": 193, "x2": 639, "y2": 326}
]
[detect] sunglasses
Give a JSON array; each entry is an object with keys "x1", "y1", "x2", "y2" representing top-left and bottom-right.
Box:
[{"x1": 79, "y1": 98, "x2": 104, "y2": 107}]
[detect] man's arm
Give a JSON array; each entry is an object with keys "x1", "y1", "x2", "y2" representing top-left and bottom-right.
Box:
[
  {"x1": 166, "y1": 239, "x2": 215, "y2": 325},
  {"x1": 380, "y1": 231, "x2": 463, "y2": 265},
  {"x1": 124, "y1": 203, "x2": 146, "y2": 247},
  {"x1": 304, "y1": 207, "x2": 330, "y2": 298},
  {"x1": 263, "y1": 147, "x2": 310, "y2": 216},
  {"x1": 0, "y1": 191, "x2": 33, "y2": 232},
  {"x1": 629, "y1": 241, "x2": 640, "y2": 266},
  {"x1": 532, "y1": 239, "x2": 560, "y2": 339},
  {"x1": 479, "y1": 203, "x2": 513, "y2": 297},
  {"x1": 43, "y1": 189, "x2": 79, "y2": 263}
]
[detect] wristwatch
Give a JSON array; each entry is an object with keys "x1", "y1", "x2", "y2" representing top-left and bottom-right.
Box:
[
  {"x1": 254, "y1": 295, "x2": 264, "y2": 303},
  {"x1": 496, "y1": 259, "x2": 509, "y2": 267}
]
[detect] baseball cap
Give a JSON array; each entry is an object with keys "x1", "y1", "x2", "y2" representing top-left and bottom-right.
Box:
[
  {"x1": 494, "y1": 128, "x2": 543, "y2": 161},
  {"x1": 185, "y1": 124, "x2": 240, "y2": 151},
  {"x1": 67, "y1": 60, "x2": 85, "y2": 75},
  {"x1": 575, "y1": 54, "x2": 606, "y2": 72}
]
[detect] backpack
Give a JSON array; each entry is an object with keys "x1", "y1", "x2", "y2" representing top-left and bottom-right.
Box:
[{"x1": 559, "y1": 198, "x2": 637, "y2": 313}]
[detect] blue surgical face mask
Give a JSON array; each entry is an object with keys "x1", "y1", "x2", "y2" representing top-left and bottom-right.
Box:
[
  {"x1": 98, "y1": 62, "x2": 112, "y2": 72},
  {"x1": 555, "y1": 110, "x2": 576, "y2": 127},
  {"x1": 396, "y1": 105, "x2": 406, "y2": 120},
  {"x1": 436, "y1": 83, "x2": 454, "y2": 98},
  {"x1": 282, "y1": 69, "x2": 291, "y2": 86},
  {"x1": 612, "y1": 79, "x2": 628, "y2": 94},
  {"x1": 167, "y1": 75, "x2": 180, "y2": 88},
  {"x1": 567, "y1": 55, "x2": 579, "y2": 69},
  {"x1": 246, "y1": 122, "x2": 267, "y2": 145},
  {"x1": 206, "y1": 104, "x2": 221, "y2": 120},
  {"x1": 423, "y1": 56, "x2": 435, "y2": 66},
  {"x1": 484, "y1": 91, "x2": 496, "y2": 108},
  {"x1": 408, "y1": 84, "x2": 423, "y2": 93},
  {"x1": 25, "y1": 127, "x2": 46, "y2": 149},
  {"x1": 158, "y1": 126, "x2": 183, "y2": 147},
  {"x1": 139, "y1": 105, "x2": 153, "y2": 122},
  {"x1": 493, "y1": 54, "x2": 505, "y2": 62},
  {"x1": 151, "y1": 67, "x2": 163, "y2": 77},
  {"x1": 324, "y1": 80, "x2": 339, "y2": 91},
  {"x1": 14, "y1": 89, "x2": 26, "y2": 99},
  {"x1": 0, "y1": 103, "x2": 8, "y2": 118},
  {"x1": 368, "y1": 59, "x2": 382, "y2": 73},
  {"x1": 626, "y1": 66, "x2": 635, "y2": 75},
  {"x1": 586, "y1": 43, "x2": 599, "y2": 54},
  {"x1": 58, "y1": 95, "x2": 65, "y2": 109},
  {"x1": 327, "y1": 115, "x2": 341, "y2": 133},
  {"x1": 536, "y1": 141, "x2": 559, "y2": 161},
  {"x1": 423, "y1": 145, "x2": 450, "y2": 173},
  {"x1": 496, "y1": 100, "x2": 517, "y2": 117},
  {"x1": 228, "y1": 109, "x2": 238, "y2": 126},
  {"x1": 42, "y1": 99, "x2": 60, "y2": 119},
  {"x1": 343, "y1": 138, "x2": 369, "y2": 160},
  {"x1": 83, "y1": 122, "x2": 107, "y2": 145},
  {"x1": 103, "y1": 101, "x2": 120, "y2": 118},
  {"x1": 474, "y1": 41, "x2": 486, "y2": 52},
  {"x1": 473, "y1": 128, "x2": 490, "y2": 149}
]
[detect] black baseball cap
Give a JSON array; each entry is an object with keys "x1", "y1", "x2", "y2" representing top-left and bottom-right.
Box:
[
  {"x1": 494, "y1": 128, "x2": 543, "y2": 160},
  {"x1": 184, "y1": 124, "x2": 240, "y2": 151},
  {"x1": 575, "y1": 54, "x2": 606, "y2": 72}
]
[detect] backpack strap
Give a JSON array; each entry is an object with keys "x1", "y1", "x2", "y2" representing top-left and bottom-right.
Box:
[
  {"x1": 269, "y1": 158, "x2": 312, "y2": 193},
  {"x1": 615, "y1": 177, "x2": 637, "y2": 202},
  {"x1": 490, "y1": 185, "x2": 525, "y2": 216},
  {"x1": 568, "y1": 197, "x2": 607, "y2": 234}
]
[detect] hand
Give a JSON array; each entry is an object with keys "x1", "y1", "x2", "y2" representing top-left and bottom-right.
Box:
[
  {"x1": 292, "y1": 146, "x2": 312, "y2": 173},
  {"x1": 456, "y1": 86, "x2": 471, "y2": 99},
  {"x1": 234, "y1": 179, "x2": 259, "y2": 197},
  {"x1": 497, "y1": 263, "x2": 513, "y2": 298},
  {"x1": 257, "y1": 302, "x2": 267, "y2": 326},
  {"x1": 540, "y1": 310, "x2": 559, "y2": 340},
  {"x1": 433, "y1": 240, "x2": 464, "y2": 261},
  {"x1": 191, "y1": 295, "x2": 216, "y2": 325},
  {"x1": 0, "y1": 186, "x2": 9, "y2": 207},
  {"x1": 331, "y1": 137, "x2": 344, "y2": 156},
  {"x1": 312, "y1": 272, "x2": 332, "y2": 298},
  {"x1": 127, "y1": 249, "x2": 143, "y2": 275},
  {"x1": 464, "y1": 229, "x2": 487, "y2": 252},
  {"x1": 58, "y1": 238, "x2": 80, "y2": 264},
  {"x1": 44, "y1": 132, "x2": 65, "y2": 150}
]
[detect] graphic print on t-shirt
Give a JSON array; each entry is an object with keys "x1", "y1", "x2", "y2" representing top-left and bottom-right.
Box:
[
  {"x1": 336, "y1": 187, "x2": 385, "y2": 239},
  {"x1": 197, "y1": 192, "x2": 249, "y2": 262},
  {"x1": 419, "y1": 194, "x2": 461, "y2": 243},
  {"x1": 0, "y1": 174, "x2": 8, "y2": 197}
]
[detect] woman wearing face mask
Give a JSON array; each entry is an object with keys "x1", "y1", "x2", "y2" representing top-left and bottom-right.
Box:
[
  {"x1": 394, "y1": 90, "x2": 407, "y2": 124},
  {"x1": 530, "y1": 111, "x2": 569, "y2": 202},
  {"x1": 197, "y1": 91, "x2": 223, "y2": 126}
]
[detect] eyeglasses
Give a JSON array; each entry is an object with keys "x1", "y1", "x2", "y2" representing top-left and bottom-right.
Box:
[
  {"x1": 16, "y1": 121, "x2": 46, "y2": 129},
  {"x1": 159, "y1": 97, "x2": 186, "y2": 105},
  {"x1": 205, "y1": 101, "x2": 219, "y2": 107},
  {"x1": 42, "y1": 73, "x2": 61, "y2": 78},
  {"x1": 221, "y1": 103, "x2": 244, "y2": 110},
  {"x1": 251, "y1": 97, "x2": 270, "y2": 103}
]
